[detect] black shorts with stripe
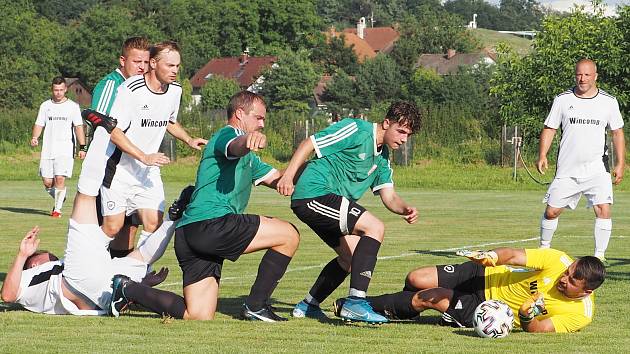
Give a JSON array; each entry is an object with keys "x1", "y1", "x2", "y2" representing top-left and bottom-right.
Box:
[
  {"x1": 291, "y1": 194, "x2": 366, "y2": 248},
  {"x1": 174, "y1": 214, "x2": 260, "y2": 287},
  {"x1": 436, "y1": 261, "x2": 486, "y2": 327}
]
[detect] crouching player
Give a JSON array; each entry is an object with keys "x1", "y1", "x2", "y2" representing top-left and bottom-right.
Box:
[
  {"x1": 277, "y1": 101, "x2": 421, "y2": 323},
  {"x1": 335, "y1": 247, "x2": 605, "y2": 333}
]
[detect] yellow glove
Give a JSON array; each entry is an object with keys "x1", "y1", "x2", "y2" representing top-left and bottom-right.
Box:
[
  {"x1": 455, "y1": 249, "x2": 498, "y2": 267},
  {"x1": 518, "y1": 292, "x2": 546, "y2": 323}
]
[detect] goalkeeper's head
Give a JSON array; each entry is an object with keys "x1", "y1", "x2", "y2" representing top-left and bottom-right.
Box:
[{"x1": 557, "y1": 256, "x2": 606, "y2": 299}]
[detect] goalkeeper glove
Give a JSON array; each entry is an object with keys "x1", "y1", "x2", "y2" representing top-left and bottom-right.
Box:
[
  {"x1": 518, "y1": 292, "x2": 546, "y2": 323},
  {"x1": 455, "y1": 249, "x2": 498, "y2": 267}
]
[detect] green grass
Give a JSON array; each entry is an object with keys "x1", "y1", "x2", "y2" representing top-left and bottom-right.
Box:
[
  {"x1": 1, "y1": 164, "x2": 629, "y2": 353},
  {"x1": 472, "y1": 28, "x2": 533, "y2": 55}
]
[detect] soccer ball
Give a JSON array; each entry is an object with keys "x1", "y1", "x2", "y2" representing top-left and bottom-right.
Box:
[{"x1": 473, "y1": 300, "x2": 514, "y2": 338}]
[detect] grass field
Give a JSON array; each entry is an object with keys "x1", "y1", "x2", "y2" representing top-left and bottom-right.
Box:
[{"x1": 1, "y1": 163, "x2": 629, "y2": 353}]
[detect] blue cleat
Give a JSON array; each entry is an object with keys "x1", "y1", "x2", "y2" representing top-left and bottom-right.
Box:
[
  {"x1": 292, "y1": 300, "x2": 328, "y2": 319},
  {"x1": 339, "y1": 296, "x2": 388, "y2": 324},
  {"x1": 109, "y1": 274, "x2": 132, "y2": 317}
]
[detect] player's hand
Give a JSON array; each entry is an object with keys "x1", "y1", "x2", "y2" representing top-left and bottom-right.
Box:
[
  {"x1": 187, "y1": 137, "x2": 207, "y2": 151},
  {"x1": 402, "y1": 206, "x2": 418, "y2": 224},
  {"x1": 140, "y1": 267, "x2": 169, "y2": 287},
  {"x1": 276, "y1": 174, "x2": 295, "y2": 196},
  {"x1": 19, "y1": 226, "x2": 41, "y2": 257},
  {"x1": 246, "y1": 131, "x2": 266, "y2": 152},
  {"x1": 612, "y1": 164, "x2": 624, "y2": 185},
  {"x1": 456, "y1": 249, "x2": 498, "y2": 267},
  {"x1": 519, "y1": 292, "x2": 546, "y2": 321},
  {"x1": 30, "y1": 137, "x2": 39, "y2": 147},
  {"x1": 142, "y1": 152, "x2": 170, "y2": 167},
  {"x1": 78, "y1": 150, "x2": 86, "y2": 160},
  {"x1": 536, "y1": 156, "x2": 548, "y2": 174}
]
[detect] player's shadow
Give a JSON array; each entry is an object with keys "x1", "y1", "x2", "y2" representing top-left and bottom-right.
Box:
[
  {"x1": 603, "y1": 257, "x2": 630, "y2": 281},
  {"x1": 0, "y1": 272, "x2": 6, "y2": 282},
  {"x1": 0, "y1": 207, "x2": 50, "y2": 216},
  {"x1": 0, "y1": 302, "x2": 25, "y2": 312},
  {"x1": 410, "y1": 250, "x2": 462, "y2": 260}
]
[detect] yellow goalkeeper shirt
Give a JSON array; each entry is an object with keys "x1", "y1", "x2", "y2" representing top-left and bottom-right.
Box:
[{"x1": 484, "y1": 248, "x2": 594, "y2": 332}]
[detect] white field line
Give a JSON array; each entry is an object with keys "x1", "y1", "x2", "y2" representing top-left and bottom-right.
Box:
[{"x1": 159, "y1": 235, "x2": 626, "y2": 288}]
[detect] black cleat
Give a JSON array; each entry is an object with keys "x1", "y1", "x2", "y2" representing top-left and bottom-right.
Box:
[
  {"x1": 168, "y1": 185, "x2": 195, "y2": 221},
  {"x1": 240, "y1": 303, "x2": 287, "y2": 322},
  {"x1": 82, "y1": 109, "x2": 117, "y2": 134},
  {"x1": 332, "y1": 298, "x2": 346, "y2": 318},
  {"x1": 109, "y1": 274, "x2": 132, "y2": 317}
]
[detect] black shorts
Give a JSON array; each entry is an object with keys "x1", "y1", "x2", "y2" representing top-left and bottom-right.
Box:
[
  {"x1": 436, "y1": 261, "x2": 486, "y2": 327},
  {"x1": 291, "y1": 194, "x2": 366, "y2": 248},
  {"x1": 174, "y1": 214, "x2": 260, "y2": 287}
]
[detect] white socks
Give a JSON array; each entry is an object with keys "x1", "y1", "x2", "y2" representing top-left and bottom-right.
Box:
[
  {"x1": 594, "y1": 218, "x2": 612, "y2": 259},
  {"x1": 53, "y1": 188, "x2": 67, "y2": 212},
  {"x1": 539, "y1": 215, "x2": 558, "y2": 249},
  {"x1": 138, "y1": 220, "x2": 175, "y2": 265}
]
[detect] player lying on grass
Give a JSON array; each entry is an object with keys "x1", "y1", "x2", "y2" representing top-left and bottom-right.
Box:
[
  {"x1": 0, "y1": 184, "x2": 188, "y2": 315},
  {"x1": 333, "y1": 247, "x2": 605, "y2": 333},
  {"x1": 276, "y1": 101, "x2": 421, "y2": 324}
]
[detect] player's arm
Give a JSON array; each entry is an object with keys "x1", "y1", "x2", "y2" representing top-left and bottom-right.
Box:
[
  {"x1": 611, "y1": 128, "x2": 625, "y2": 185},
  {"x1": 519, "y1": 292, "x2": 555, "y2": 333},
  {"x1": 537, "y1": 126, "x2": 556, "y2": 174},
  {"x1": 166, "y1": 121, "x2": 207, "y2": 150},
  {"x1": 258, "y1": 169, "x2": 283, "y2": 189},
  {"x1": 378, "y1": 187, "x2": 418, "y2": 224},
  {"x1": 520, "y1": 316, "x2": 556, "y2": 333},
  {"x1": 1, "y1": 227, "x2": 40, "y2": 302},
  {"x1": 276, "y1": 138, "x2": 314, "y2": 196},
  {"x1": 456, "y1": 247, "x2": 526, "y2": 267},
  {"x1": 110, "y1": 127, "x2": 170, "y2": 167},
  {"x1": 74, "y1": 125, "x2": 87, "y2": 159},
  {"x1": 30, "y1": 125, "x2": 44, "y2": 147},
  {"x1": 227, "y1": 131, "x2": 267, "y2": 157}
]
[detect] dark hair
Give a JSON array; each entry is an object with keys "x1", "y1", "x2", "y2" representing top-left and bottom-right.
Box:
[
  {"x1": 122, "y1": 36, "x2": 150, "y2": 57},
  {"x1": 23, "y1": 250, "x2": 59, "y2": 270},
  {"x1": 227, "y1": 91, "x2": 266, "y2": 119},
  {"x1": 51, "y1": 76, "x2": 66, "y2": 86},
  {"x1": 573, "y1": 256, "x2": 606, "y2": 290},
  {"x1": 385, "y1": 101, "x2": 422, "y2": 134},
  {"x1": 150, "y1": 40, "x2": 180, "y2": 60}
]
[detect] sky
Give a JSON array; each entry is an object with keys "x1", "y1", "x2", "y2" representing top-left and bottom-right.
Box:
[{"x1": 488, "y1": 0, "x2": 628, "y2": 15}]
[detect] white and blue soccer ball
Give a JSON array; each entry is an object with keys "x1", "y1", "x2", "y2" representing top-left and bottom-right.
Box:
[{"x1": 473, "y1": 299, "x2": 514, "y2": 338}]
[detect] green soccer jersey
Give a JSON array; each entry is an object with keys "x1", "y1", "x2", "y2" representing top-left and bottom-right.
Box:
[
  {"x1": 91, "y1": 69, "x2": 126, "y2": 114},
  {"x1": 178, "y1": 125, "x2": 275, "y2": 226},
  {"x1": 292, "y1": 118, "x2": 393, "y2": 202}
]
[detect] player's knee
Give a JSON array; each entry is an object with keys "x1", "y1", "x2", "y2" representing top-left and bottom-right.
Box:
[
  {"x1": 405, "y1": 268, "x2": 427, "y2": 289},
  {"x1": 185, "y1": 310, "x2": 215, "y2": 321},
  {"x1": 544, "y1": 209, "x2": 561, "y2": 220},
  {"x1": 284, "y1": 222, "x2": 300, "y2": 250},
  {"x1": 364, "y1": 218, "x2": 385, "y2": 241}
]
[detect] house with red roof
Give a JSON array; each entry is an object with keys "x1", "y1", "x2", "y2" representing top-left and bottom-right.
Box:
[{"x1": 325, "y1": 17, "x2": 400, "y2": 62}]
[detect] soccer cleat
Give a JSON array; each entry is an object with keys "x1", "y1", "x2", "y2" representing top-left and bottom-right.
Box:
[
  {"x1": 168, "y1": 185, "x2": 195, "y2": 221},
  {"x1": 81, "y1": 109, "x2": 118, "y2": 134},
  {"x1": 240, "y1": 303, "x2": 287, "y2": 322},
  {"x1": 292, "y1": 300, "x2": 328, "y2": 319},
  {"x1": 51, "y1": 210, "x2": 62, "y2": 218},
  {"x1": 338, "y1": 296, "x2": 388, "y2": 324},
  {"x1": 109, "y1": 274, "x2": 132, "y2": 317},
  {"x1": 332, "y1": 298, "x2": 345, "y2": 317}
]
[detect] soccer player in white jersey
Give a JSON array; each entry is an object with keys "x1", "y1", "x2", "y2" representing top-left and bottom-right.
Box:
[
  {"x1": 86, "y1": 41, "x2": 206, "y2": 244},
  {"x1": 31, "y1": 77, "x2": 86, "y2": 218},
  {"x1": 537, "y1": 59, "x2": 626, "y2": 263}
]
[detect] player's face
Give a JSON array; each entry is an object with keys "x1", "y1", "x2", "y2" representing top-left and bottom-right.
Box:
[
  {"x1": 151, "y1": 50, "x2": 181, "y2": 85},
  {"x1": 239, "y1": 101, "x2": 266, "y2": 133},
  {"x1": 120, "y1": 48, "x2": 150, "y2": 78},
  {"x1": 382, "y1": 120, "x2": 412, "y2": 150},
  {"x1": 51, "y1": 83, "x2": 67, "y2": 102},
  {"x1": 25, "y1": 252, "x2": 52, "y2": 269},
  {"x1": 556, "y1": 262, "x2": 590, "y2": 299},
  {"x1": 574, "y1": 62, "x2": 598, "y2": 95}
]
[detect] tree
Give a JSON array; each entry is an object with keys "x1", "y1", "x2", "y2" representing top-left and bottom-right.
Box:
[
  {"x1": 310, "y1": 34, "x2": 360, "y2": 75},
  {"x1": 498, "y1": 0, "x2": 544, "y2": 30},
  {"x1": 354, "y1": 55, "x2": 404, "y2": 107},
  {"x1": 322, "y1": 70, "x2": 361, "y2": 114},
  {"x1": 444, "y1": 0, "x2": 503, "y2": 30},
  {"x1": 200, "y1": 77, "x2": 241, "y2": 111},
  {"x1": 261, "y1": 50, "x2": 320, "y2": 113}
]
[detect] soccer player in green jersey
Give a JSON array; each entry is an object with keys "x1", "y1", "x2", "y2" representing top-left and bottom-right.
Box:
[
  {"x1": 277, "y1": 101, "x2": 421, "y2": 324},
  {"x1": 335, "y1": 247, "x2": 605, "y2": 333}
]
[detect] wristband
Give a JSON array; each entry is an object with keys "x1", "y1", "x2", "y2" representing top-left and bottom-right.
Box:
[
  {"x1": 518, "y1": 312, "x2": 534, "y2": 323},
  {"x1": 80, "y1": 144, "x2": 87, "y2": 152}
]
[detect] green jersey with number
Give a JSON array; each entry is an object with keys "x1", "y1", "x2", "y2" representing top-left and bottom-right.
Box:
[
  {"x1": 91, "y1": 69, "x2": 125, "y2": 114},
  {"x1": 178, "y1": 125, "x2": 275, "y2": 226},
  {"x1": 292, "y1": 118, "x2": 393, "y2": 202}
]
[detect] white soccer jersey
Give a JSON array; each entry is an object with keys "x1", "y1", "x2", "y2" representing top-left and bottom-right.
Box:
[
  {"x1": 544, "y1": 89, "x2": 624, "y2": 178},
  {"x1": 103, "y1": 75, "x2": 181, "y2": 187},
  {"x1": 35, "y1": 99, "x2": 83, "y2": 159}
]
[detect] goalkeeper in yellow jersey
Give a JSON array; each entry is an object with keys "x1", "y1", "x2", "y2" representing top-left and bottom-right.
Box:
[{"x1": 333, "y1": 248, "x2": 605, "y2": 333}]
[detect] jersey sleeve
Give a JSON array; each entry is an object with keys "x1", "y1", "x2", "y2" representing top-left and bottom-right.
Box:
[
  {"x1": 169, "y1": 87, "x2": 182, "y2": 123},
  {"x1": 310, "y1": 118, "x2": 362, "y2": 158},
  {"x1": 607, "y1": 98, "x2": 624, "y2": 130},
  {"x1": 35, "y1": 102, "x2": 47, "y2": 127},
  {"x1": 525, "y1": 248, "x2": 573, "y2": 271},
  {"x1": 71, "y1": 102, "x2": 83, "y2": 126},
  {"x1": 91, "y1": 78, "x2": 119, "y2": 115},
  {"x1": 371, "y1": 154, "x2": 394, "y2": 193},
  {"x1": 548, "y1": 311, "x2": 592, "y2": 333},
  {"x1": 214, "y1": 127, "x2": 241, "y2": 159},
  {"x1": 543, "y1": 96, "x2": 563, "y2": 129},
  {"x1": 249, "y1": 154, "x2": 276, "y2": 185},
  {"x1": 108, "y1": 85, "x2": 133, "y2": 131}
]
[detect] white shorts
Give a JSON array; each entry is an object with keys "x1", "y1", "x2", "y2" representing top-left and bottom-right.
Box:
[
  {"x1": 62, "y1": 219, "x2": 148, "y2": 311},
  {"x1": 39, "y1": 156, "x2": 74, "y2": 178},
  {"x1": 77, "y1": 129, "x2": 112, "y2": 196},
  {"x1": 543, "y1": 172, "x2": 614, "y2": 209},
  {"x1": 100, "y1": 178, "x2": 165, "y2": 217}
]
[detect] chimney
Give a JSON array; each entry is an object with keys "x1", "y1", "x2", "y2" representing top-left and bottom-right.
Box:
[
  {"x1": 357, "y1": 17, "x2": 366, "y2": 39},
  {"x1": 446, "y1": 49, "x2": 456, "y2": 59},
  {"x1": 240, "y1": 47, "x2": 250, "y2": 64}
]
